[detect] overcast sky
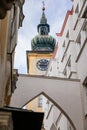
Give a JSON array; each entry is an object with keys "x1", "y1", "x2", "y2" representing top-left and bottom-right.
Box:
[{"x1": 14, "y1": 0, "x2": 72, "y2": 74}]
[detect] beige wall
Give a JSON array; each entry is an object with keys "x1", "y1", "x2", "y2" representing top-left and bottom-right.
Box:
[
  {"x1": 26, "y1": 97, "x2": 43, "y2": 112},
  {"x1": 0, "y1": 14, "x2": 10, "y2": 106},
  {"x1": 0, "y1": 1, "x2": 24, "y2": 106},
  {"x1": 11, "y1": 75, "x2": 84, "y2": 130},
  {"x1": 27, "y1": 53, "x2": 52, "y2": 75}
]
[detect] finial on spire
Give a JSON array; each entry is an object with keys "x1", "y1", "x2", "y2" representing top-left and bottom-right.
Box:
[{"x1": 42, "y1": 1, "x2": 45, "y2": 11}]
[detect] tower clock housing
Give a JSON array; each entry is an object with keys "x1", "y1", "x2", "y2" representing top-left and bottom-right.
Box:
[{"x1": 26, "y1": 4, "x2": 56, "y2": 75}]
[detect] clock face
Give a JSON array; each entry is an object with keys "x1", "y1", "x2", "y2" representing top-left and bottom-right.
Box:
[{"x1": 37, "y1": 59, "x2": 49, "y2": 71}]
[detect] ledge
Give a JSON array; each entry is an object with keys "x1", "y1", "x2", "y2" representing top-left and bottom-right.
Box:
[
  {"x1": 18, "y1": 73, "x2": 80, "y2": 82},
  {"x1": 76, "y1": 38, "x2": 87, "y2": 62}
]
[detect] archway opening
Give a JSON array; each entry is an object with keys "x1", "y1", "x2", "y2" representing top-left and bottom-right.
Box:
[{"x1": 23, "y1": 92, "x2": 76, "y2": 130}]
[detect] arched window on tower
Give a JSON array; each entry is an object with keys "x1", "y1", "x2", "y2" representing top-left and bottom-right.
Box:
[{"x1": 41, "y1": 27, "x2": 46, "y2": 35}]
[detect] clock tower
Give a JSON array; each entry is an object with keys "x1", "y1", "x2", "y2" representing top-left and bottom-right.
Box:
[{"x1": 26, "y1": 2, "x2": 56, "y2": 75}]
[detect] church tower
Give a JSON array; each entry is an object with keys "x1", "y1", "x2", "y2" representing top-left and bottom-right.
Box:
[{"x1": 26, "y1": 2, "x2": 56, "y2": 75}]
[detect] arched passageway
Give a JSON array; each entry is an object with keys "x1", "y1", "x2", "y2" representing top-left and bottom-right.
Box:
[
  {"x1": 25, "y1": 92, "x2": 76, "y2": 130},
  {"x1": 10, "y1": 74, "x2": 84, "y2": 130}
]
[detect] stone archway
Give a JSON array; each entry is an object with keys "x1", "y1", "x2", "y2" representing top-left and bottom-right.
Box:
[
  {"x1": 10, "y1": 74, "x2": 84, "y2": 130},
  {"x1": 24, "y1": 92, "x2": 76, "y2": 130}
]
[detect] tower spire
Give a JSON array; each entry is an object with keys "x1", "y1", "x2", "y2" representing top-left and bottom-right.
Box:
[
  {"x1": 42, "y1": 1, "x2": 45, "y2": 11},
  {"x1": 40, "y1": 1, "x2": 47, "y2": 24},
  {"x1": 31, "y1": 2, "x2": 56, "y2": 52}
]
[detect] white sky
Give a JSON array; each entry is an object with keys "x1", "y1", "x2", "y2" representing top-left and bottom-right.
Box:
[{"x1": 14, "y1": 0, "x2": 72, "y2": 74}]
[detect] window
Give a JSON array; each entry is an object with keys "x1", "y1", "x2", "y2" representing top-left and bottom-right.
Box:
[
  {"x1": 66, "y1": 30, "x2": 69, "y2": 38},
  {"x1": 82, "y1": 21, "x2": 87, "y2": 36},
  {"x1": 76, "y1": 34, "x2": 81, "y2": 47},
  {"x1": 75, "y1": 4, "x2": 79, "y2": 14},
  {"x1": 62, "y1": 40, "x2": 65, "y2": 47},
  {"x1": 50, "y1": 67, "x2": 52, "y2": 72},
  {"x1": 83, "y1": 77, "x2": 87, "y2": 115},
  {"x1": 67, "y1": 58, "x2": 71, "y2": 67},
  {"x1": 69, "y1": 126, "x2": 71, "y2": 130},
  {"x1": 82, "y1": 6, "x2": 87, "y2": 18},
  {"x1": 83, "y1": 77, "x2": 87, "y2": 87},
  {"x1": 38, "y1": 95, "x2": 43, "y2": 107},
  {"x1": 76, "y1": 34, "x2": 81, "y2": 56},
  {"x1": 58, "y1": 127, "x2": 60, "y2": 130},
  {"x1": 63, "y1": 68, "x2": 67, "y2": 76},
  {"x1": 41, "y1": 27, "x2": 46, "y2": 35},
  {"x1": 57, "y1": 67, "x2": 59, "y2": 70}
]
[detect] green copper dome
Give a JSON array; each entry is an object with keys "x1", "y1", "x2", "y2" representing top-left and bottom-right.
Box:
[
  {"x1": 31, "y1": 35, "x2": 56, "y2": 51},
  {"x1": 31, "y1": 2, "x2": 56, "y2": 52}
]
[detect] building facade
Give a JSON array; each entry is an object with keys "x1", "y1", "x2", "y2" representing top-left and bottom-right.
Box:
[
  {"x1": 46, "y1": 0, "x2": 87, "y2": 129},
  {"x1": 0, "y1": 0, "x2": 25, "y2": 129},
  {"x1": 25, "y1": 2, "x2": 75, "y2": 130},
  {"x1": 10, "y1": 0, "x2": 87, "y2": 130}
]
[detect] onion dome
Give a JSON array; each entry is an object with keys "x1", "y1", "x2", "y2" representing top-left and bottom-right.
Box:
[
  {"x1": 31, "y1": 2, "x2": 56, "y2": 52},
  {"x1": 31, "y1": 35, "x2": 56, "y2": 51}
]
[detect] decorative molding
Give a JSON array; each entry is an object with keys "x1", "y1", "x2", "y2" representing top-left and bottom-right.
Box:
[
  {"x1": 83, "y1": 76, "x2": 87, "y2": 87},
  {"x1": 46, "y1": 104, "x2": 54, "y2": 119},
  {"x1": 75, "y1": 38, "x2": 87, "y2": 62},
  {"x1": 52, "y1": 43, "x2": 58, "y2": 58},
  {"x1": 56, "y1": 9, "x2": 73, "y2": 37},
  {"x1": 0, "y1": 111, "x2": 13, "y2": 130},
  {"x1": 0, "y1": 0, "x2": 14, "y2": 19},
  {"x1": 12, "y1": 69, "x2": 19, "y2": 93},
  {"x1": 55, "y1": 112, "x2": 62, "y2": 126}
]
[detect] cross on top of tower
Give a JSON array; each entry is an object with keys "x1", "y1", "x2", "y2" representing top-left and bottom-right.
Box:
[{"x1": 42, "y1": 1, "x2": 45, "y2": 11}]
